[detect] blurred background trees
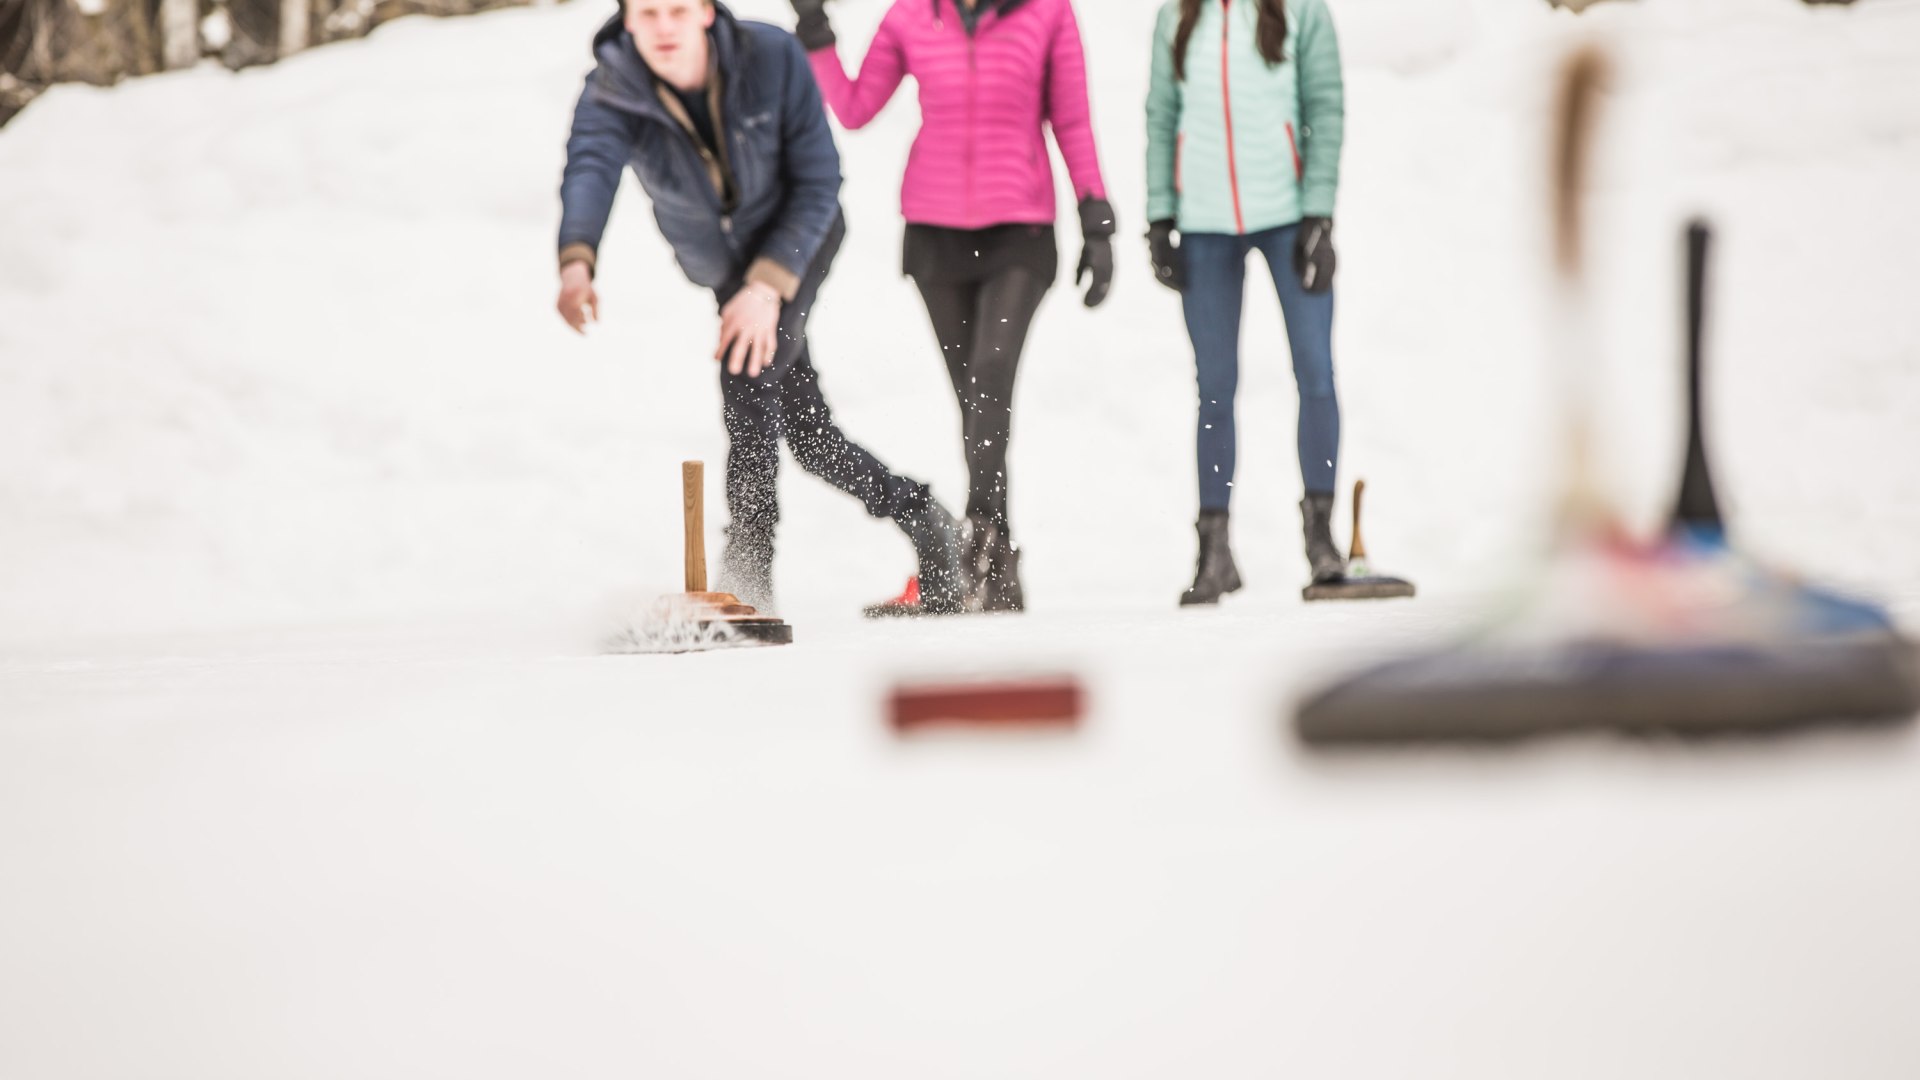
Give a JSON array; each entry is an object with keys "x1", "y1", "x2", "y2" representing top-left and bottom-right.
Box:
[
  {"x1": 0, "y1": 0, "x2": 1866, "y2": 129},
  {"x1": 1, "y1": 0, "x2": 547, "y2": 126}
]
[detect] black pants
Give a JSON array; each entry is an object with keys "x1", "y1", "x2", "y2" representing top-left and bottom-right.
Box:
[
  {"x1": 911, "y1": 257, "x2": 1053, "y2": 530},
  {"x1": 718, "y1": 215, "x2": 919, "y2": 538}
]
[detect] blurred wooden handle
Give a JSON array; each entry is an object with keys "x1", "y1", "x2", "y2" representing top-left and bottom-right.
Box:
[
  {"x1": 1349, "y1": 479, "x2": 1369, "y2": 561},
  {"x1": 683, "y1": 461, "x2": 706, "y2": 594}
]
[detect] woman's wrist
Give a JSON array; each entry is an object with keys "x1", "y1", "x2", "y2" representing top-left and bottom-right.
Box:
[{"x1": 1077, "y1": 197, "x2": 1116, "y2": 239}]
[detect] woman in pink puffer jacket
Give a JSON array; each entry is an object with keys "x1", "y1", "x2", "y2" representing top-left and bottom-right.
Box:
[{"x1": 789, "y1": 0, "x2": 1114, "y2": 614}]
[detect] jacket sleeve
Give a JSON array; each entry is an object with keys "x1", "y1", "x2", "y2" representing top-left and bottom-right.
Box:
[
  {"x1": 749, "y1": 34, "x2": 846, "y2": 300},
  {"x1": 806, "y1": 5, "x2": 908, "y2": 131},
  {"x1": 557, "y1": 73, "x2": 632, "y2": 276},
  {"x1": 1143, "y1": 4, "x2": 1181, "y2": 224},
  {"x1": 1294, "y1": 0, "x2": 1344, "y2": 219},
  {"x1": 1043, "y1": 0, "x2": 1107, "y2": 204}
]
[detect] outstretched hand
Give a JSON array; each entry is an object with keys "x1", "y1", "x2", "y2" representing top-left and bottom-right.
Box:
[
  {"x1": 716, "y1": 281, "x2": 783, "y2": 379},
  {"x1": 557, "y1": 261, "x2": 599, "y2": 334}
]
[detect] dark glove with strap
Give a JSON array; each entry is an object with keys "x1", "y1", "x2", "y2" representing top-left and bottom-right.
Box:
[
  {"x1": 1146, "y1": 219, "x2": 1183, "y2": 292},
  {"x1": 787, "y1": 0, "x2": 834, "y2": 51},
  {"x1": 1075, "y1": 197, "x2": 1116, "y2": 308},
  {"x1": 1293, "y1": 215, "x2": 1335, "y2": 293}
]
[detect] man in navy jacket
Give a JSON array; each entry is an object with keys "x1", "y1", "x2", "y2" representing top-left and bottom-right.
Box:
[{"x1": 558, "y1": 0, "x2": 965, "y2": 615}]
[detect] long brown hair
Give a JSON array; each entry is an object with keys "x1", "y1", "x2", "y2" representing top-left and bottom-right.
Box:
[{"x1": 1172, "y1": 0, "x2": 1287, "y2": 82}]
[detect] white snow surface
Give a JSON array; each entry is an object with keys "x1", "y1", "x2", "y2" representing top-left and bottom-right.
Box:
[{"x1": 4, "y1": 0, "x2": 1920, "y2": 1076}]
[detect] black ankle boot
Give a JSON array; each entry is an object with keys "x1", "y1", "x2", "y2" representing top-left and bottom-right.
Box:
[
  {"x1": 968, "y1": 514, "x2": 1025, "y2": 613},
  {"x1": 894, "y1": 486, "x2": 968, "y2": 615},
  {"x1": 717, "y1": 522, "x2": 776, "y2": 613},
  {"x1": 1300, "y1": 492, "x2": 1347, "y2": 584},
  {"x1": 1180, "y1": 509, "x2": 1243, "y2": 606}
]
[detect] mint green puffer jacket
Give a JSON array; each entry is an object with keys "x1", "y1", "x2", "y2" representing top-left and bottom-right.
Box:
[{"x1": 1145, "y1": 0, "x2": 1344, "y2": 235}]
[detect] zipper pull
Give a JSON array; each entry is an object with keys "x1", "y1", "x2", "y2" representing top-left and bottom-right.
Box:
[{"x1": 721, "y1": 215, "x2": 734, "y2": 236}]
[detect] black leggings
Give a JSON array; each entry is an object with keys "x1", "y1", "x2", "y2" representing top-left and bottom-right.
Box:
[{"x1": 912, "y1": 267, "x2": 1051, "y2": 529}]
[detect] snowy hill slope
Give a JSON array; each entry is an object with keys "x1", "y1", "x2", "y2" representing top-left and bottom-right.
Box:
[
  {"x1": 3, "y1": 3, "x2": 1920, "y2": 1078},
  {"x1": 2, "y1": 0, "x2": 1917, "y2": 640}
]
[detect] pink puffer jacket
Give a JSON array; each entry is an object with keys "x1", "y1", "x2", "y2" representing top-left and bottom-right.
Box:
[{"x1": 807, "y1": 0, "x2": 1107, "y2": 231}]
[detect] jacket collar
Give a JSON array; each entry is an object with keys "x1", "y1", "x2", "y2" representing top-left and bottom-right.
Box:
[{"x1": 933, "y1": 0, "x2": 1035, "y2": 28}]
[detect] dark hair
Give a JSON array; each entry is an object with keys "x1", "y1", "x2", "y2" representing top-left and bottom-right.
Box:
[{"x1": 1172, "y1": 0, "x2": 1287, "y2": 82}]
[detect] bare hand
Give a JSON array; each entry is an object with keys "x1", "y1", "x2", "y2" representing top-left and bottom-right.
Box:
[
  {"x1": 557, "y1": 262, "x2": 598, "y2": 334},
  {"x1": 715, "y1": 282, "x2": 782, "y2": 378}
]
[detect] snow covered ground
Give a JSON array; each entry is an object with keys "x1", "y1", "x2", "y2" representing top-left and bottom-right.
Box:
[{"x1": 4, "y1": 0, "x2": 1920, "y2": 1076}]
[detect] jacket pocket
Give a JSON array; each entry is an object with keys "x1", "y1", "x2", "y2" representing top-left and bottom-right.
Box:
[
  {"x1": 1285, "y1": 122, "x2": 1303, "y2": 182},
  {"x1": 1175, "y1": 133, "x2": 1184, "y2": 194},
  {"x1": 731, "y1": 113, "x2": 778, "y2": 202}
]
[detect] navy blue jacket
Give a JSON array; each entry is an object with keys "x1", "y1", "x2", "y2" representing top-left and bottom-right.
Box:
[{"x1": 558, "y1": 4, "x2": 842, "y2": 297}]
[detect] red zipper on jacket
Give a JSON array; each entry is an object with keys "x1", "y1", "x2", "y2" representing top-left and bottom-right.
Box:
[
  {"x1": 1285, "y1": 121, "x2": 1303, "y2": 181},
  {"x1": 1220, "y1": 0, "x2": 1245, "y2": 234}
]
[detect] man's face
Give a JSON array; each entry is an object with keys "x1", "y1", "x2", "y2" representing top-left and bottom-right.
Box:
[{"x1": 625, "y1": 0, "x2": 715, "y2": 88}]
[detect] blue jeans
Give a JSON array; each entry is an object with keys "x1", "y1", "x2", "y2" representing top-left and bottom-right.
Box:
[{"x1": 1180, "y1": 224, "x2": 1340, "y2": 511}]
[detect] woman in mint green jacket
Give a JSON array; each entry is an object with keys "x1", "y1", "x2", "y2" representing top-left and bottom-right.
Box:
[{"x1": 1145, "y1": 0, "x2": 1346, "y2": 605}]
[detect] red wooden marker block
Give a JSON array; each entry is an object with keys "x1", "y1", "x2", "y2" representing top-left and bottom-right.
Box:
[{"x1": 887, "y1": 675, "x2": 1085, "y2": 733}]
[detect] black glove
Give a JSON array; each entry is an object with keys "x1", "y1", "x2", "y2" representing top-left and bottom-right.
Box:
[
  {"x1": 788, "y1": 0, "x2": 834, "y2": 51},
  {"x1": 1293, "y1": 215, "x2": 1335, "y2": 293},
  {"x1": 1075, "y1": 197, "x2": 1115, "y2": 308},
  {"x1": 1146, "y1": 219, "x2": 1183, "y2": 292}
]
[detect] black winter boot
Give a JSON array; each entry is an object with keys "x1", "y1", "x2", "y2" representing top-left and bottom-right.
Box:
[
  {"x1": 893, "y1": 486, "x2": 968, "y2": 615},
  {"x1": 717, "y1": 522, "x2": 776, "y2": 613},
  {"x1": 1300, "y1": 492, "x2": 1347, "y2": 584},
  {"x1": 1180, "y1": 509, "x2": 1242, "y2": 606},
  {"x1": 968, "y1": 514, "x2": 1025, "y2": 613}
]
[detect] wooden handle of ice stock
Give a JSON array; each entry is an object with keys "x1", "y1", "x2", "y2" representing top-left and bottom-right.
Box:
[
  {"x1": 1349, "y1": 479, "x2": 1369, "y2": 562},
  {"x1": 683, "y1": 461, "x2": 707, "y2": 594}
]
